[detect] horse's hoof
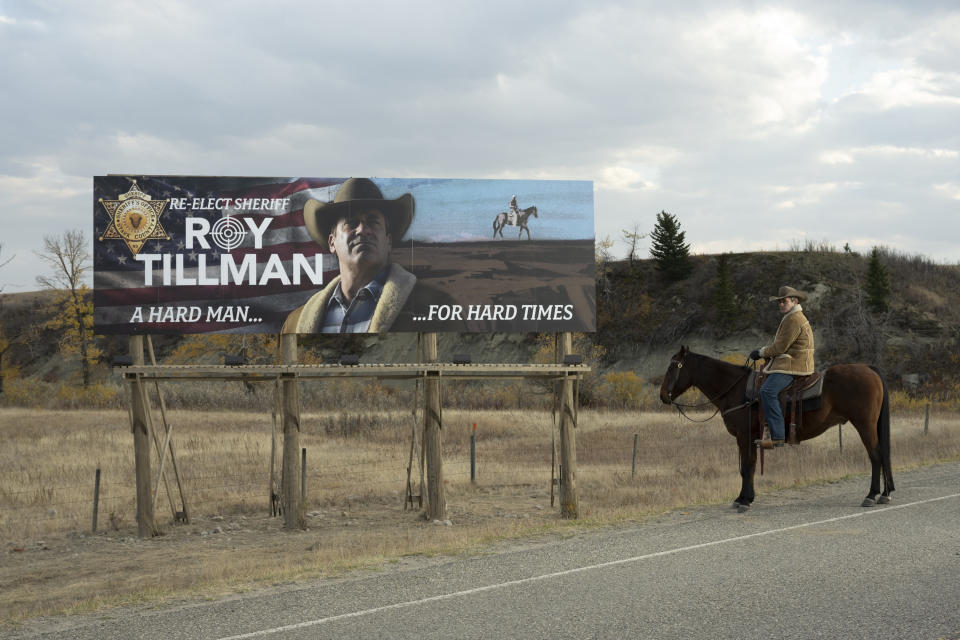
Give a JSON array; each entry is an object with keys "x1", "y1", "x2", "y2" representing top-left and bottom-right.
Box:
[
  {"x1": 736, "y1": 503, "x2": 751, "y2": 513},
  {"x1": 878, "y1": 495, "x2": 891, "y2": 504},
  {"x1": 861, "y1": 497, "x2": 876, "y2": 507}
]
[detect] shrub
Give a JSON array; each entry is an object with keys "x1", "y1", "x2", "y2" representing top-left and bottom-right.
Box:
[{"x1": 601, "y1": 371, "x2": 644, "y2": 409}]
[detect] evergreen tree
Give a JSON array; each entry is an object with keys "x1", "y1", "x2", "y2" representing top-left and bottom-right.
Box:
[
  {"x1": 713, "y1": 253, "x2": 737, "y2": 331},
  {"x1": 649, "y1": 210, "x2": 692, "y2": 281},
  {"x1": 865, "y1": 246, "x2": 891, "y2": 313}
]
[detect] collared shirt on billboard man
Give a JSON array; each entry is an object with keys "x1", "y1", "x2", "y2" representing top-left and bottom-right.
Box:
[{"x1": 321, "y1": 266, "x2": 388, "y2": 333}]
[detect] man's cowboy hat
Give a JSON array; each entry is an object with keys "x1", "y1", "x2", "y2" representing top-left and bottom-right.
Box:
[
  {"x1": 768, "y1": 285, "x2": 808, "y2": 302},
  {"x1": 303, "y1": 178, "x2": 414, "y2": 247}
]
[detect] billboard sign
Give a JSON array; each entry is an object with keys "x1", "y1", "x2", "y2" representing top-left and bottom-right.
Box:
[{"x1": 93, "y1": 176, "x2": 595, "y2": 334}]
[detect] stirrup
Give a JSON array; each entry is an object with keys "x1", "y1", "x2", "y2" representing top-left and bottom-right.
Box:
[
  {"x1": 755, "y1": 426, "x2": 771, "y2": 448},
  {"x1": 756, "y1": 426, "x2": 785, "y2": 449}
]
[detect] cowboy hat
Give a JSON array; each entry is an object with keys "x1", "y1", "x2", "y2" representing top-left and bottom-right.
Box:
[
  {"x1": 303, "y1": 178, "x2": 414, "y2": 247},
  {"x1": 768, "y1": 285, "x2": 808, "y2": 302}
]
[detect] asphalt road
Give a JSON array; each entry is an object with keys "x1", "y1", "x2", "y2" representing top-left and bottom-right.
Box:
[{"x1": 9, "y1": 462, "x2": 960, "y2": 640}]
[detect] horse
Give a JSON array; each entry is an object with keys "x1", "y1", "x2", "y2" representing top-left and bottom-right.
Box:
[
  {"x1": 493, "y1": 205, "x2": 538, "y2": 240},
  {"x1": 659, "y1": 346, "x2": 894, "y2": 512}
]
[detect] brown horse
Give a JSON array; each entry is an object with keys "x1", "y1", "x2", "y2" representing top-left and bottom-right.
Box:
[{"x1": 659, "y1": 346, "x2": 894, "y2": 511}]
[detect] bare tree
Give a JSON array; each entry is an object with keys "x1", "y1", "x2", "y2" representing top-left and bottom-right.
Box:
[
  {"x1": 621, "y1": 223, "x2": 647, "y2": 266},
  {"x1": 35, "y1": 230, "x2": 96, "y2": 387},
  {"x1": 0, "y1": 242, "x2": 11, "y2": 277},
  {"x1": 0, "y1": 243, "x2": 13, "y2": 394},
  {"x1": 595, "y1": 234, "x2": 615, "y2": 298}
]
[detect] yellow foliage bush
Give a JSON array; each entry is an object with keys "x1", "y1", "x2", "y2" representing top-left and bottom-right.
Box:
[
  {"x1": 54, "y1": 383, "x2": 124, "y2": 409},
  {"x1": 601, "y1": 371, "x2": 643, "y2": 409},
  {"x1": 0, "y1": 379, "x2": 124, "y2": 409},
  {"x1": 890, "y1": 390, "x2": 960, "y2": 412}
]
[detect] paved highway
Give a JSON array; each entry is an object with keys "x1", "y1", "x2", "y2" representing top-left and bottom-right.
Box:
[{"x1": 10, "y1": 462, "x2": 959, "y2": 640}]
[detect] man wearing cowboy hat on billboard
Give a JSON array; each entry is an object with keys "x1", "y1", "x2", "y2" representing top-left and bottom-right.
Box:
[
  {"x1": 282, "y1": 178, "x2": 455, "y2": 334},
  {"x1": 748, "y1": 285, "x2": 815, "y2": 448}
]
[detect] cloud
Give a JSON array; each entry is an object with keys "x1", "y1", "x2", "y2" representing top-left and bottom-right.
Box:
[
  {"x1": 680, "y1": 7, "x2": 830, "y2": 135},
  {"x1": 1, "y1": 0, "x2": 960, "y2": 290},
  {"x1": 819, "y1": 145, "x2": 959, "y2": 164},
  {"x1": 842, "y1": 65, "x2": 960, "y2": 110},
  {"x1": 0, "y1": 159, "x2": 87, "y2": 206},
  {"x1": 934, "y1": 183, "x2": 960, "y2": 200},
  {"x1": 768, "y1": 181, "x2": 861, "y2": 208},
  {"x1": 597, "y1": 166, "x2": 659, "y2": 192}
]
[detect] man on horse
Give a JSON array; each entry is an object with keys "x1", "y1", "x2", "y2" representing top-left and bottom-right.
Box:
[
  {"x1": 508, "y1": 195, "x2": 520, "y2": 226},
  {"x1": 749, "y1": 286, "x2": 815, "y2": 448}
]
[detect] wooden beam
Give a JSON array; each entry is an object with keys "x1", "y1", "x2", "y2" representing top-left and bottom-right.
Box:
[
  {"x1": 422, "y1": 333, "x2": 445, "y2": 521},
  {"x1": 116, "y1": 362, "x2": 590, "y2": 381},
  {"x1": 281, "y1": 334, "x2": 304, "y2": 530},
  {"x1": 128, "y1": 336, "x2": 158, "y2": 537},
  {"x1": 559, "y1": 332, "x2": 579, "y2": 519},
  {"x1": 146, "y1": 335, "x2": 190, "y2": 523}
]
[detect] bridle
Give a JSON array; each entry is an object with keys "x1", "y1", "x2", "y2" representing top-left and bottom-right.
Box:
[{"x1": 665, "y1": 354, "x2": 754, "y2": 423}]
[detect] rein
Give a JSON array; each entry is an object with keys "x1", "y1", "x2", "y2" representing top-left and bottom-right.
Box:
[{"x1": 669, "y1": 357, "x2": 754, "y2": 423}]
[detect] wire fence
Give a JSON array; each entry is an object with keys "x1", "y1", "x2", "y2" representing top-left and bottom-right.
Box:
[{"x1": 1, "y1": 402, "x2": 955, "y2": 543}]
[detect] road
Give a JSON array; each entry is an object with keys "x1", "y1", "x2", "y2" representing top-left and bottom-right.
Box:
[{"x1": 9, "y1": 462, "x2": 959, "y2": 640}]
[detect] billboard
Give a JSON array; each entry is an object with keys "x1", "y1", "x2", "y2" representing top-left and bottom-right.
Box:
[{"x1": 93, "y1": 176, "x2": 595, "y2": 334}]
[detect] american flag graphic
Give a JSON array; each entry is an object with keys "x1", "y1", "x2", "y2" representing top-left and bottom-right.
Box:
[{"x1": 93, "y1": 176, "x2": 346, "y2": 334}]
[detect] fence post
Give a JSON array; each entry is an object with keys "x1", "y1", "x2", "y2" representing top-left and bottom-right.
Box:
[
  {"x1": 281, "y1": 333, "x2": 304, "y2": 530},
  {"x1": 924, "y1": 403, "x2": 930, "y2": 434},
  {"x1": 301, "y1": 447, "x2": 307, "y2": 502},
  {"x1": 470, "y1": 423, "x2": 477, "y2": 484},
  {"x1": 631, "y1": 434, "x2": 639, "y2": 477},
  {"x1": 92, "y1": 467, "x2": 101, "y2": 534}
]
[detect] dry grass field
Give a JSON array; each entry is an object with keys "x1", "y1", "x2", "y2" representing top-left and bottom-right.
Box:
[{"x1": 1, "y1": 404, "x2": 959, "y2": 626}]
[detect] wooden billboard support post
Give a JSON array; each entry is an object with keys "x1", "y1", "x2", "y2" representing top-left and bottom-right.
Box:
[
  {"x1": 422, "y1": 332, "x2": 446, "y2": 521},
  {"x1": 120, "y1": 358, "x2": 587, "y2": 528},
  {"x1": 281, "y1": 334, "x2": 305, "y2": 530},
  {"x1": 146, "y1": 336, "x2": 190, "y2": 524},
  {"x1": 558, "y1": 332, "x2": 579, "y2": 519},
  {"x1": 128, "y1": 335, "x2": 158, "y2": 537}
]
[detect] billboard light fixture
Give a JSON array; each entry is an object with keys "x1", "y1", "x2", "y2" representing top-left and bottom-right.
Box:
[
  {"x1": 563, "y1": 354, "x2": 584, "y2": 365},
  {"x1": 339, "y1": 354, "x2": 360, "y2": 366}
]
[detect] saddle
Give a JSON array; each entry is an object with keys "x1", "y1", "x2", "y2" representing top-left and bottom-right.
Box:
[{"x1": 746, "y1": 370, "x2": 823, "y2": 444}]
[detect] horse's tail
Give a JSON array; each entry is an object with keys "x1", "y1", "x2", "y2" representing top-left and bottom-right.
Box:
[{"x1": 869, "y1": 365, "x2": 894, "y2": 494}]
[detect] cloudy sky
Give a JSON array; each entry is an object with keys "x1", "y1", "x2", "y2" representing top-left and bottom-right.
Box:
[{"x1": 1, "y1": 0, "x2": 957, "y2": 291}]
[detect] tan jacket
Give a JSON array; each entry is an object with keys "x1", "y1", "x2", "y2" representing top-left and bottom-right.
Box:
[
  {"x1": 760, "y1": 305, "x2": 815, "y2": 375},
  {"x1": 282, "y1": 263, "x2": 417, "y2": 334}
]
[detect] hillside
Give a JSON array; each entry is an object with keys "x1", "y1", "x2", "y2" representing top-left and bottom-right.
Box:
[
  {"x1": 1, "y1": 248, "x2": 958, "y2": 398},
  {"x1": 598, "y1": 248, "x2": 960, "y2": 392}
]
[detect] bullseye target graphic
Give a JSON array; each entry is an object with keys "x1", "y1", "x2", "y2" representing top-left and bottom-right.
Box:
[{"x1": 210, "y1": 216, "x2": 247, "y2": 251}]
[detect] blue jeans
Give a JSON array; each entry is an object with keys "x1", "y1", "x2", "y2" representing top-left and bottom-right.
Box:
[{"x1": 760, "y1": 373, "x2": 795, "y2": 440}]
